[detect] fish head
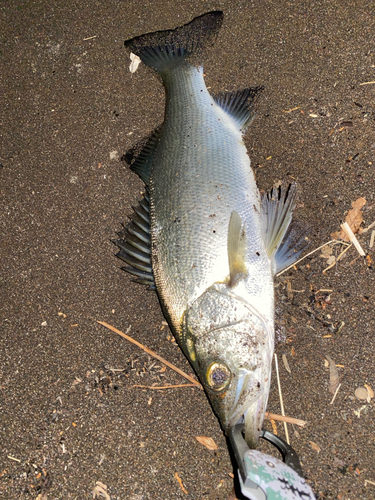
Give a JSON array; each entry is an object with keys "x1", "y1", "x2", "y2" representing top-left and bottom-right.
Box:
[{"x1": 184, "y1": 284, "x2": 274, "y2": 448}]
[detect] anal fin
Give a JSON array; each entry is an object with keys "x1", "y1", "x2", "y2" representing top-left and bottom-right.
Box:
[{"x1": 227, "y1": 211, "x2": 248, "y2": 287}]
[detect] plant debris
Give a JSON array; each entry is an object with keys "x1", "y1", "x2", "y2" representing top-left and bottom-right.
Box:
[
  {"x1": 97, "y1": 321, "x2": 202, "y2": 389},
  {"x1": 341, "y1": 222, "x2": 366, "y2": 256},
  {"x1": 326, "y1": 355, "x2": 340, "y2": 394},
  {"x1": 354, "y1": 405, "x2": 367, "y2": 418},
  {"x1": 265, "y1": 412, "x2": 306, "y2": 427},
  {"x1": 355, "y1": 387, "x2": 369, "y2": 401},
  {"x1": 174, "y1": 472, "x2": 188, "y2": 494},
  {"x1": 133, "y1": 383, "x2": 197, "y2": 390},
  {"x1": 309, "y1": 441, "x2": 321, "y2": 453},
  {"x1": 195, "y1": 436, "x2": 218, "y2": 451},
  {"x1": 282, "y1": 354, "x2": 291, "y2": 373},
  {"x1": 331, "y1": 197, "x2": 366, "y2": 241},
  {"x1": 364, "y1": 383, "x2": 374, "y2": 399},
  {"x1": 274, "y1": 354, "x2": 289, "y2": 444},
  {"x1": 330, "y1": 383, "x2": 341, "y2": 405},
  {"x1": 92, "y1": 481, "x2": 110, "y2": 500}
]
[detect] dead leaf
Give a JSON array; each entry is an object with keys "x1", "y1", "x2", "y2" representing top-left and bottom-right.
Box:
[
  {"x1": 326, "y1": 355, "x2": 340, "y2": 394},
  {"x1": 364, "y1": 383, "x2": 374, "y2": 399},
  {"x1": 309, "y1": 441, "x2": 321, "y2": 453},
  {"x1": 331, "y1": 197, "x2": 366, "y2": 241},
  {"x1": 282, "y1": 354, "x2": 291, "y2": 373},
  {"x1": 320, "y1": 245, "x2": 333, "y2": 258},
  {"x1": 355, "y1": 387, "x2": 369, "y2": 400},
  {"x1": 195, "y1": 436, "x2": 218, "y2": 451}
]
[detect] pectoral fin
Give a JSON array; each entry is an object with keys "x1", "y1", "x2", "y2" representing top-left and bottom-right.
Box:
[{"x1": 227, "y1": 211, "x2": 248, "y2": 287}]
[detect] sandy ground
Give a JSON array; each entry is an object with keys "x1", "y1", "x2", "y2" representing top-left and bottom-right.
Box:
[{"x1": 1, "y1": 1, "x2": 375, "y2": 499}]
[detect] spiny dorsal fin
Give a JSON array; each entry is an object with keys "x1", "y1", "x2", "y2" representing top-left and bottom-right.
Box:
[
  {"x1": 260, "y1": 183, "x2": 309, "y2": 274},
  {"x1": 227, "y1": 211, "x2": 248, "y2": 287},
  {"x1": 214, "y1": 87, "x2": 263, "y2": 131},
  {"x1": 114, "y1": 193, "x2": 155, "y2": 289}
]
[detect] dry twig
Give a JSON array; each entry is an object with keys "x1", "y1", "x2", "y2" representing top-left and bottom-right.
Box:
[
  {"x1": 330, "y1": 383, "x2": 342, "y2": 405},
  {"x1": 97, "y1": 321, "x2": 202, "y2": 389},
  {"x1": 265, "y1": 412, "x2": 306, "y2": 427},
  {"x1": 274, "y1": 354, "x2": 290, "y2": 444},
  {"x1": 174, "y1": 472, "x2": 188, "y2": 494},
  {"x1": 133, "y1": 384, "x2": 196, "y2": 390},
  {"x1": 341, "y1": 222, "x2": 365, "y2": 256}
]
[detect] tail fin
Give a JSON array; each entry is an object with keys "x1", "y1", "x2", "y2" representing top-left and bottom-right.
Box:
[{"x1": 125, "y1": 11, "x2": 223, "y2": 72}]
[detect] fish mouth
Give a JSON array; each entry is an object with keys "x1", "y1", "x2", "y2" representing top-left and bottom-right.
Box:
[{"x1": 227, "y1": 369, "x2": 268, "y2": 449}]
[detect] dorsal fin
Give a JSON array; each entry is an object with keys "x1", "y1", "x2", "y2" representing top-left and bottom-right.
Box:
[
  {"x1": 214, "y1": 87, "x2": 263, "y2": 131},
  {"x1": 260, "y1": 183, "x2": 309, "y2": 274},
  {"x1": 227, "y1": 211, "x2": 248, "y2": 287}
]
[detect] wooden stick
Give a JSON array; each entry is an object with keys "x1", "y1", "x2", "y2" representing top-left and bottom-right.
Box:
[
  {"x1": 330, "y1": 383, "x2": 341, "y2": 405},
  {"x1": 133, "y1": 384, "x2": 197, "y2": 390},
  {"x1": 98, "y1": 322, "x2": 307, "y2": 427},
  {"x1": 274, "y1": 354, "x2": 290, "y2": 444},
  {"x1": 341, "y1": 222, "x2": 365, "y2": 256},
  {"x1": 97, "y1": 320, "x2": 203, "y2": 390},
  {"x1": 265, "y1": 412, "x2": 306, "y2": 427},
  {"x1": 362, "y1": 220, "x2": 375, "y2": 233},
  {"x1": 370, "y1": 230, "x2": 375, "y2": 249},
  {"x1": 337, "y1": 242, "x2": 353, "y2": 261}
]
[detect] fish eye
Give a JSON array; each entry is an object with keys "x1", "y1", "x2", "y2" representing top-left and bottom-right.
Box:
[{"x1": 206, "y1": 362, "x2": 231, "y2": 392}]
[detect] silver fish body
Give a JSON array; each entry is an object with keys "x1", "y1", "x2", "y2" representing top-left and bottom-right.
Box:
[
  {"x1": 150, "y1": 64, "x2": 274, "y2": 446},
  {"x1": 119, "y1": 11, "x2": 304, "y2": 448}
]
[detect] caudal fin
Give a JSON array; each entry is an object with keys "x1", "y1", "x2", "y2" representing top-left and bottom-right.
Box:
[{"x1": 125, "y1": 11, "x2": 223, "y2": 72}]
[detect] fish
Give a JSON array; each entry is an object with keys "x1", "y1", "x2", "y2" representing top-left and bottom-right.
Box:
[{"x1": 115, "y1": 11, "x2": 307, "y2": 448}]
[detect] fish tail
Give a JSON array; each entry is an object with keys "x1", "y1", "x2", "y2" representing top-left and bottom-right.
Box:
[{"x1": 124, "y1": 11, "x2": 223, "y2": 72}]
